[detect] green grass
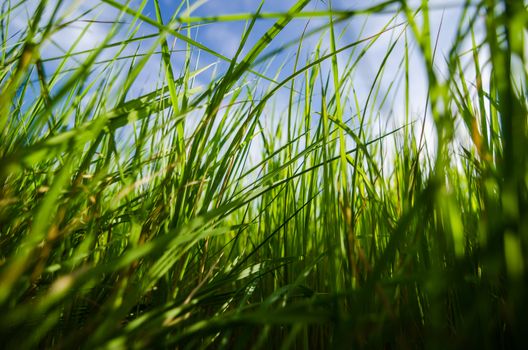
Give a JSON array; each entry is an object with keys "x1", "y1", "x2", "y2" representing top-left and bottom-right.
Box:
[{"x1": 1, "y1": 0, "x2": 527, "y2": 348}]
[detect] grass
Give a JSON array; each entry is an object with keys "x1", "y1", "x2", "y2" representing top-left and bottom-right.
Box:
[{"x1": 0, "y1": 0, "x2": 527, "y2": 348}]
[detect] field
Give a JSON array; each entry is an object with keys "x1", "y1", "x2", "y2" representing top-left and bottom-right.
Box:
[{"x1": 1, "y1": 0, "x2": 527, "y2": 348}]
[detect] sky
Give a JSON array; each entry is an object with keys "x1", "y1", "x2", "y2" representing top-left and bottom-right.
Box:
[
  {"x1": 9, "y1": 0, "x2": 466, "y2": 95},
  {"x1": 7, "y1": 0, "x2": 479, "y2": 163}
]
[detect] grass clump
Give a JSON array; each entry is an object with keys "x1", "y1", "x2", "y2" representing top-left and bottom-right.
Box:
[{"x1": 1, "y1": 0, "x2": 527, "y2": 348}]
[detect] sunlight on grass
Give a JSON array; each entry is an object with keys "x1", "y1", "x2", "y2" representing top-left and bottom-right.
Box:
[{"x1": 0, "y1": 0, "x2": 527, "y2": 349}]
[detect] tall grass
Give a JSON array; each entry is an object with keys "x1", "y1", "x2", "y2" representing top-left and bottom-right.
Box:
[{"x1": 1, "y1": 0, "x2": 527, "y2": 348}]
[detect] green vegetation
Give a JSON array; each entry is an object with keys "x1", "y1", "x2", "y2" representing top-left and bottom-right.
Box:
[{"x1": 1, "y1": 0, "x2": 527, "y2": 348}]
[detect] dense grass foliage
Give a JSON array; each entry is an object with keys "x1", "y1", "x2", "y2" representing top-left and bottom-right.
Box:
[{"x1": 1, "y1": 0, "x2": 527, "y2": 348}]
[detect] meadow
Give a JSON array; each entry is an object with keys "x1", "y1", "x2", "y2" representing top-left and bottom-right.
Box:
[{"x1": 0, "y1": 0, "x2": 527, "y2": 348}]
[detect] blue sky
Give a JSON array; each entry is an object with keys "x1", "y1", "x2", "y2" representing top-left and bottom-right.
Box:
[
  {"x1": 10, "y1": 0, "x2": 466, "y2": 105},
  {"x1": 9, "y1": 0, "x2": 476, "y2": 161}
]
